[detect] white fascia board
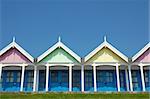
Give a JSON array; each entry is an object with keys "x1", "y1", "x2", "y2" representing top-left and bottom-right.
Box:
[
  {"x1": 132, "y1": 42, "x2": 150, "y2": 62},
  {"x1": 37, "y1": 42, "x2": 59, "y2": 62},
  {"x1": 0, "y1": 42, "x2": 13, "y2": 56},
  {"x1": 0, "y1": 42, "x2": 34, "y2": 62},
  {"x1": 84, "y1": 42, "x2": 105, "y2": 62},
  {"x1": 59, "y1": 42, "x2": 81, "y2": 62},
  {"x1": 37, "y1": 41, "x2": 81, "y2": 63},
  {"x1": 14, "y1": 42, "x2": 34, "y2": 62},
  {"x1": 106, "y1": 42, "x2": 128, "y2": 62},
  {"x1": 84, "y1": 41, "x2": 128, "y2": 62}
]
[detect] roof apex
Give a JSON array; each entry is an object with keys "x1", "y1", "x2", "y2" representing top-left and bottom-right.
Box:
[
  {"x1": 84, "y1": 37, "x2": 128, "y2": 62},
  {"x1": 132, "y1": 42, "x2": 150, "y2": 62}
]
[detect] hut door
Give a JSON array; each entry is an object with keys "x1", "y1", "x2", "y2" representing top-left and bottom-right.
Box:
[
  {"x1": 97, "y1": 70, "x2": 116, "y2": 91},
  {"x1": 50, "y1": 70, "x2": 69, "y2": 91},
  {"x1": 84, "y1": 70, "x2": 93, "y2": 91},
  {"x1": 38, "y1": 70, "x2": 46, "y2": 91},
  {"x1": 144, "y1": 70, "x2": 150, "y2": 91},
  {"x1": 3, "y1": 70, "x2": 21, "y2": 91},
  {"x1": 132, "y1": 70, "x2": 142, "y2": 91}
]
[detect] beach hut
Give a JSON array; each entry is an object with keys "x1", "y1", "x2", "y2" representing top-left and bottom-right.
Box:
[
  {"x1": 131, "y1": 42, "x2": 150, "y2": 92},
  {"x1": 84, "y1": 36, "x2": 129, "y2": 92},
  {"x1": 0, "y1": 37, "x2": 34, "y2": 92},
  {"x1": 37, "y1": 37, "x2": 81, "y2": 92}
]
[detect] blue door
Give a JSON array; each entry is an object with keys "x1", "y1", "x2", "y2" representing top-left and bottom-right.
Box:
[
  {"x1": 132, "y1": 70, "x2": 142, "y2": 91},
  {"x1": 84, "y1": 70, "x2": 94, "y2": 91},
  {"x1": 144, "y1": 70, "x2": 150, "y2": 91},
  {"x1": 120, "y1": 70, "x2": 126, "y2": 91},
  {"x1": 50, "y1": 70, "x2": 69, "y2": 92},
  {"x1": 2, "y1": 70, "x2": 21, "y2": 92},
  {"x1": 72, "y1": 70, "x2": 81, "y2": 91},
  {"x1": 97, "y1": 70, "x2": 117, "y2": 91},
  {"x1": 24, "y1": 70, "x2": 34, "y2": 91},
  {"x1": 38, "y1": 70, "x2": 46, "y2": 91}
]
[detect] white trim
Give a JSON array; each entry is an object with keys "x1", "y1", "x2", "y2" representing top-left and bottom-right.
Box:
[
  {"x1": 20, "y1": 65, "x2": 25, "y2": 92},
  {"x1": 116, "y1": 63, "x2": 120, "y2": 92},
  {"x1": 0, "y1": 64, "x2": 2, "y2": 82},
  {"x1": 131, "y1": 62, "x2": 150, "y2": 66},
  {"x1": 1, "y1": 63, "x2": 29, "y2": 67},
  {"x1": 125, "y1": 68, "x2": 129, "y2": 91},
  {"x1": 128, "y1": 65, "x2": 133, "y2": 91},
  {"x1": 45, "y1": 64, "x2": 49, "y2": 91},
  {"x1": 37, "y1": 41, "x2": 81, "y2": 63},
  {"x1": 36, "y1": 69, "x2": 39, "y2": 91},
  {"x1": 92, "y1": 63, "x2": 118, "y2": 67},
  {"x1": 69, "y1": 66, "x2": 72, "y2": 91},
  {"x1": 81, "y1": 65, "x2": 84, "y2": 92},
  {"x1": 85, "y1": 62, "x2": 128, "y2": 66},
  {"x1": 37, "y1": 63, "x2": 75, "y2": 67},
  {"x1": 140, "y1": 65, "x2": 146, "y2": 91},
  {"x1": 84, "y1": 40, "x2": 128, "y2": 62},
  {"x1": 132, "y1": 42, "x2": 150, "y2": 62},
  {"x1": 33, "y1": 65, "x2": 37, "y2": 92},
  {"x1": 0, "y1": 41, "x2": 34, "y2": 62},
  {"x1": 93, "y1": 65, "x2": 97, "y2": 92}
]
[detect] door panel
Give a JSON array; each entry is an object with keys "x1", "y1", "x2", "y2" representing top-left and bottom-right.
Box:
[
  {"x1": 144, "y1": 70, "x2": 150, "y2": 91},
  {"x1": 24, "y1": 70, "x2": 34, "y2": 91},
  {"x1": 120, "y1": 70, "x2": 126, "y2": 91},
  {"x1": 50, "y1": 70, "x2": 69, "y2": 92},
  {"x1": 38, "y1": 70, "x2": 46, "y2": 91},
  {"x1": 132, "y1": 70, "x2": 142, "y2": 91},
  {"x1": 84, "y1": 70, "x2": 94, "y2": 91},
  {"x1": 97, "y1": 70, "x2": 117, "y2": 91},
  {"x1": 2, "y1": 70, "x2": 21, "y2": 92},
  {"x1": 72, "y1": 70, "x2": 81, "y2": 91}
]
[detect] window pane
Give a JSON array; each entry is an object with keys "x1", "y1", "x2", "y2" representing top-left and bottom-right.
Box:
[
  {"x1": 17, "y1": 72, "x2": 21, "y2": 77},
  {"x1": 133, "y1": 77, "x2": 138, "y2": 82},
  {"x1": 106, "y1": 72, "x2": 109, "y2": 76},
  {"x1": 17, "y1": 77, "x2": 20, "y2": 82},
  {"x1": 51, "y1": 71, "x2": 58, "y2": 82},
  {"x1": 110, "y1": 77, "x2": 113, "y2": 82},
  {"x1": 145, "y1": 77, "x2": 148, "y2": 82},
  {"x1": 109, "y1": 72, "x2": 113, "y2": 76},
  {"x1": 132, "y1": 71, "x2": 136, "y2": 76},
  {"x1": 10, "y1": 78, "x2": 14, "y2": 82}
]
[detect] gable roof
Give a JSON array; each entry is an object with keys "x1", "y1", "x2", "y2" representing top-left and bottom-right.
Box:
[
  {"x1": 84, "y1": 36, "x2": 128, "y2": 62},
  {"x1": 132, "y1": 42, "x2": 150, "y2": 62},
  {"x1": 37, "y1": 37, "x2": 81, "y2": 63},
  {"x1": 0, "y1": 37, "x2": 34, "y2": 62}
]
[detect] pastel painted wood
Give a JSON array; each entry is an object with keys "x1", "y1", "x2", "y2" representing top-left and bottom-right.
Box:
[
  {"x1": 0, "y1": 48, "x2": 31, "y2": 63},
  {"x1": 86, "y1": 47, "x2": 126, "y2": 63},
  {"x1": 0, "y1": 36, "x2": 149, "y2": 92},
  {"x1": 134, "y1": 48, "x2": 150, "y2": 62},
  {"x1": 39, "y1": 47, "x2": 79, "y2": 64},
  {"x1": 84, "y1": 36, "x2": 128, "y2": 63}
]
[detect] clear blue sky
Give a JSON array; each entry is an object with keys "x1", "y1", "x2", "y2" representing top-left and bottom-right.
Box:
[{"x1": 0, "y1": 0, "x2": 149, "y2": 58}]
